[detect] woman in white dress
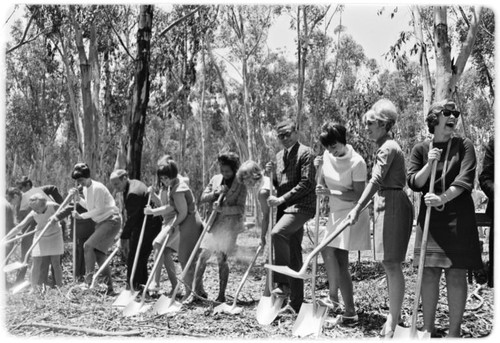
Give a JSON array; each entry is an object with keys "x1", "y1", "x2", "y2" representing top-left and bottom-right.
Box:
[{"x1": 315, "y1": 123, "x2": 370, "y2": 324}]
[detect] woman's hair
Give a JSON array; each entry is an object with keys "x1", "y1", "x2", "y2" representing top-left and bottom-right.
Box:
[
  {"x1": 6, "y1": 187, "x2": 21, "y2": 200},
  {"x1": 29, "y1": 193, "x2": 47, "y2": 207},
  {"x1": 425, "y1": 99, "x2": 457, "y2": 134},
  {"x1": 319, "y1": 123, "x2": 347, "y2": 147},
  {"x1": 364, "y1": 98, "x2": 398, "y2": 131},
  {"x1": 72, "y1": 162, "x2": 91, "y2": 179},
  {"x1": 236, "y1": 160, "x2": 263, "y2": 183},
  {"x1": 217, "y1": 152, "x2": 241, "y2": 174},
  {"x1": 157, "y1": 159, "x2": 178, "y2": 179},
  {"x1": 16, "y1": 176, "x2": 32, "y2": 189},
  {"x1": 425, "y1": 112, "x2": 440, "y2": 134}
]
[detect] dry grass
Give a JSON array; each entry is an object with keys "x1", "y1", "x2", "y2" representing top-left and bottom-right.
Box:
[{"x1": 2, "y1": 221, "x2": 493, "y2": 338}]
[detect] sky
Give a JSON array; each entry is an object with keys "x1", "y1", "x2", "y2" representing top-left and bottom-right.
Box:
[{"x1": 266, "y1": 4, "x2": 413, "y2": 69}]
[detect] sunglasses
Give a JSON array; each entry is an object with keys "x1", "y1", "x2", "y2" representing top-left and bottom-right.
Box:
[
  {"x1": 277, "y1": 131, "x2": 293, "y2": 140},
  {"x1": 441, "y1": 109, "x2": 460, "y2": 118}
]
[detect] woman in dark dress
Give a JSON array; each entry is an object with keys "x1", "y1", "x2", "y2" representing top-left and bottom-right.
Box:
[{"x1": 407, "y1": 99, "x2": 482, "y2": 337}]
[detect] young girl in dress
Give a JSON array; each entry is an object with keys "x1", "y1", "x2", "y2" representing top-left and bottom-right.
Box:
[{"x1": 9, "y1": 193, "x2": 64, "y2": 290}]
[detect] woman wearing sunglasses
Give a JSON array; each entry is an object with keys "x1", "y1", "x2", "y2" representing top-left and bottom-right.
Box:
[{"x1": 407, "y1": 99, "x2": 482, "y2": 337}]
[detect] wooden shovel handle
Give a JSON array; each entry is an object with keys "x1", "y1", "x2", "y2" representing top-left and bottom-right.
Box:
[{"x1": 410, "y1": 159, "x2": 438, "y2": 336}]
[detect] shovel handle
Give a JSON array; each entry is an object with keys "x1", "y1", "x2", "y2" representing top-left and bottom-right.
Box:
[
  {"x1": 232, "y1": 244, "x2": 263, "y2": 306},
  {"x1": 267, "y1": 170, "x2": 274, "y2": 294},
  {"x1": 139, "y1": 218, "x2": 176, "y2": 303},
  {"x1": 129, "y1": 190, "x2": 153, "y2": 291},
  {"x1": 410, "y1": 159, "x2": 438, "y2": 336},
  {"x1": 2, "y1": 229, "x2": 36, "y2": 245},
  {"x1": 311, "y1": 162, "x2": 324, "y2": 306},
  {"x1": 90, "y1": 243, "x2": 120, "y2": 289}
]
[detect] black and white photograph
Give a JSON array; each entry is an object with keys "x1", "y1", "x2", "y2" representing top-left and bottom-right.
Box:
[{"x1": 0, "y1": 1, "x2": 495, "y2": 340}]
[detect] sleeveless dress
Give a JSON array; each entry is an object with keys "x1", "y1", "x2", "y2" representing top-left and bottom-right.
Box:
[
  {"x1": 321, "y1": 146, "x2": 370, "y2": 251},
  {"x1": 31, "y1": 202, "x2": 64, "y2": 257}
]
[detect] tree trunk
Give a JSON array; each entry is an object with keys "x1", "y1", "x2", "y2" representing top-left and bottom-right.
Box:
[
  {"x1": 411, "y1": 6, "x2": 433, "y2": 117},
  {"x1": 199, "y1": 43, "x2": 207, "y2": 189},
  {"x1": 70, "y1": 7, "x2": 99, "y2": 173},
  {"x1": 57, "y1": 36, "x2": 84, "y2": 160},
  {"x1": 127, "y1": 5, "x2": 153, "y2": 179},
  {"x1": 433, "y1": 6, "x2": 453, "y2": 100}
]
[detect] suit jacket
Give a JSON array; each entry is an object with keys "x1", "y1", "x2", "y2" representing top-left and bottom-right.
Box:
[
  {"x1": 201, "y1": 174, "x2": 247, "y2": 217},
  {"x1": 274, "y1": 141, "x2": 316, "y2": 215},
  {"x1": 120, "y1": 179, "x2": 162, "y2": 239}
]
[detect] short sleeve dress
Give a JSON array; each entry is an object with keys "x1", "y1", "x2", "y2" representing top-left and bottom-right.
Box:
[
  {"x1": 407, "y1": 137, "x2": 482, "y2": 269},
  {"x1": 31, "y1": 202, "x2": 64, "y2": 257},
  {"x1": 321, "y1": 145, "x2": 371, "y2": 251},
  {"x1": 370, "y1": 138, "x2": 414, "y2": 262}
]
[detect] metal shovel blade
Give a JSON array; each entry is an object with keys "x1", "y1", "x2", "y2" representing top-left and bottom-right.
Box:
[
  {"x1": 393, "y1": 325, "x2": 431, "y2": 339},
  {"x1": 213, "y1": 303, "x2": 243, "y2": 315},
  {"x1": 152, "y1": 294, "x2": 182, "y2": 315},
  {"x1": 292, "y1": 303, "x2": 328, "y2": 337},
  {"x1": 256, "y1": 294, "x2": 284, "y2": 325},
  {"x1": 3, "y1": 261, "x2": 27, "y2": 273},
  {"x1": 10, "y1": 280, "x2": 31, "y2": 294},
  {"x1": 122, "y1": 300, "x2": 151, "y2": 317},
  {"x1": 263, "y1": 264, "x2": 311, "y2": 279},
  {"x1": 112, "y1": 289, "x2": 139, "y2": 307}
]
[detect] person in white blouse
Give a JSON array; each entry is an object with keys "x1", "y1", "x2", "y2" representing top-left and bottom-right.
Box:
[{"x1": 69, "y1": 163, "x2": 121, "y2": 295}]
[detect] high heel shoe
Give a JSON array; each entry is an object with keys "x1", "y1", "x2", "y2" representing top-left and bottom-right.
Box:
[{"x1": 379, "y1": 323, "x2": 394, "y2": 339}]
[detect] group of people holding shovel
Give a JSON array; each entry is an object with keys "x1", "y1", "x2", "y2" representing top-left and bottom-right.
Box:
[{"x1": 3, "y1": 97, "x2": 492, "y2": 338}]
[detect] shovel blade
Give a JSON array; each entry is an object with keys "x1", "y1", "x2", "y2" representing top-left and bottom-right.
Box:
[
  {"x1": 256, "y1": 295, "x2": 284, "y2": 325},
  {"x1": 292, "y1": 303, "x2": 328, "y2": 337},
  {"x1": 263, "y1": 264, "x2": 311, "y2": 279},
  {"x1": 10, "y1": 280, "x2": 31, "y2": 294},
  {"x1": 3, "y1": 261, "x2": 27, "y2": 273},
  {"x1": 152, "y1": 295, "x2": 182, "y2": 315},
  {"x1": 393, "y1": 325, "x2": 431, "y2": 339},
  {"x1": 112, "y1": 290, "x2": 139, "y2": 307},
  {"x1": 122, "y1": 300, "x2": 150, "y2": 317}
]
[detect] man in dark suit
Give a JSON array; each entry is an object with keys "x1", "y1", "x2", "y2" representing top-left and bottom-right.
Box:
[
  {"x1": 265, "y1": 119, "x2": 316, "y2": 313},
  {"x1": 110, "y1": 170, "x2": 162, "y2": 290}
]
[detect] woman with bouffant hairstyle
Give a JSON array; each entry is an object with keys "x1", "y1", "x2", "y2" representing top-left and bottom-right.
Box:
[{"x1": 346, "y1": 99, "x2": 414, "y2": 337}]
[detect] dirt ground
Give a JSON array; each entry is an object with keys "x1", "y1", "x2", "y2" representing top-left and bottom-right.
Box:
[{"x1": 2, "y1": 219, "x2": 494, "y2": 339}]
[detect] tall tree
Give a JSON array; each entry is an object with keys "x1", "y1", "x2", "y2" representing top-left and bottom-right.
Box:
[{"x1": 127, "y1": 5, "x2": 153, "y2": 179}]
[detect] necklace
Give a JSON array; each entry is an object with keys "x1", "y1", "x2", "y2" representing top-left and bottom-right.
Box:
[{"x1": 429, "y1": 139, "x2": 452, "y2": 212}]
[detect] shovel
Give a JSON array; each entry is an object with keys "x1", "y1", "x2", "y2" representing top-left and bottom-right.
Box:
[
  {"x1": 265, "y1": 201, "x2": 372, "y2": 279},
  {"x1": 292, "y1": 163, "x2": 328, "y2": 337},
  {"x1": 393, "y1": 160, "x2": 437, "y2": 339},
  {"x1": 4, "y1": 193, "x2": 74, "y2": 274},
  {"x1": 2, "y1": 229, "x2": 36, "y2": 246},
  {"x1": 113, "y1": 192, "x2": 153, "y2": 307},
  {"x1": 122, "y1": 221, "x2": 175, "y2": 317},
  {"x1": 256, "y1": 170, "x2": 284, "y2": 325},
  {"x1": 152, "y1": 194, "x2": 225, "y2": 315},
  {"x1": 214, "y1": 244, "x2": 263, "y2": 315},
  {"x1": 72, "y1": 193, "x2": 77, "y2": 283},
  {"x1": 89, "y1": 243, "x2": 121, "y2": 289}
]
